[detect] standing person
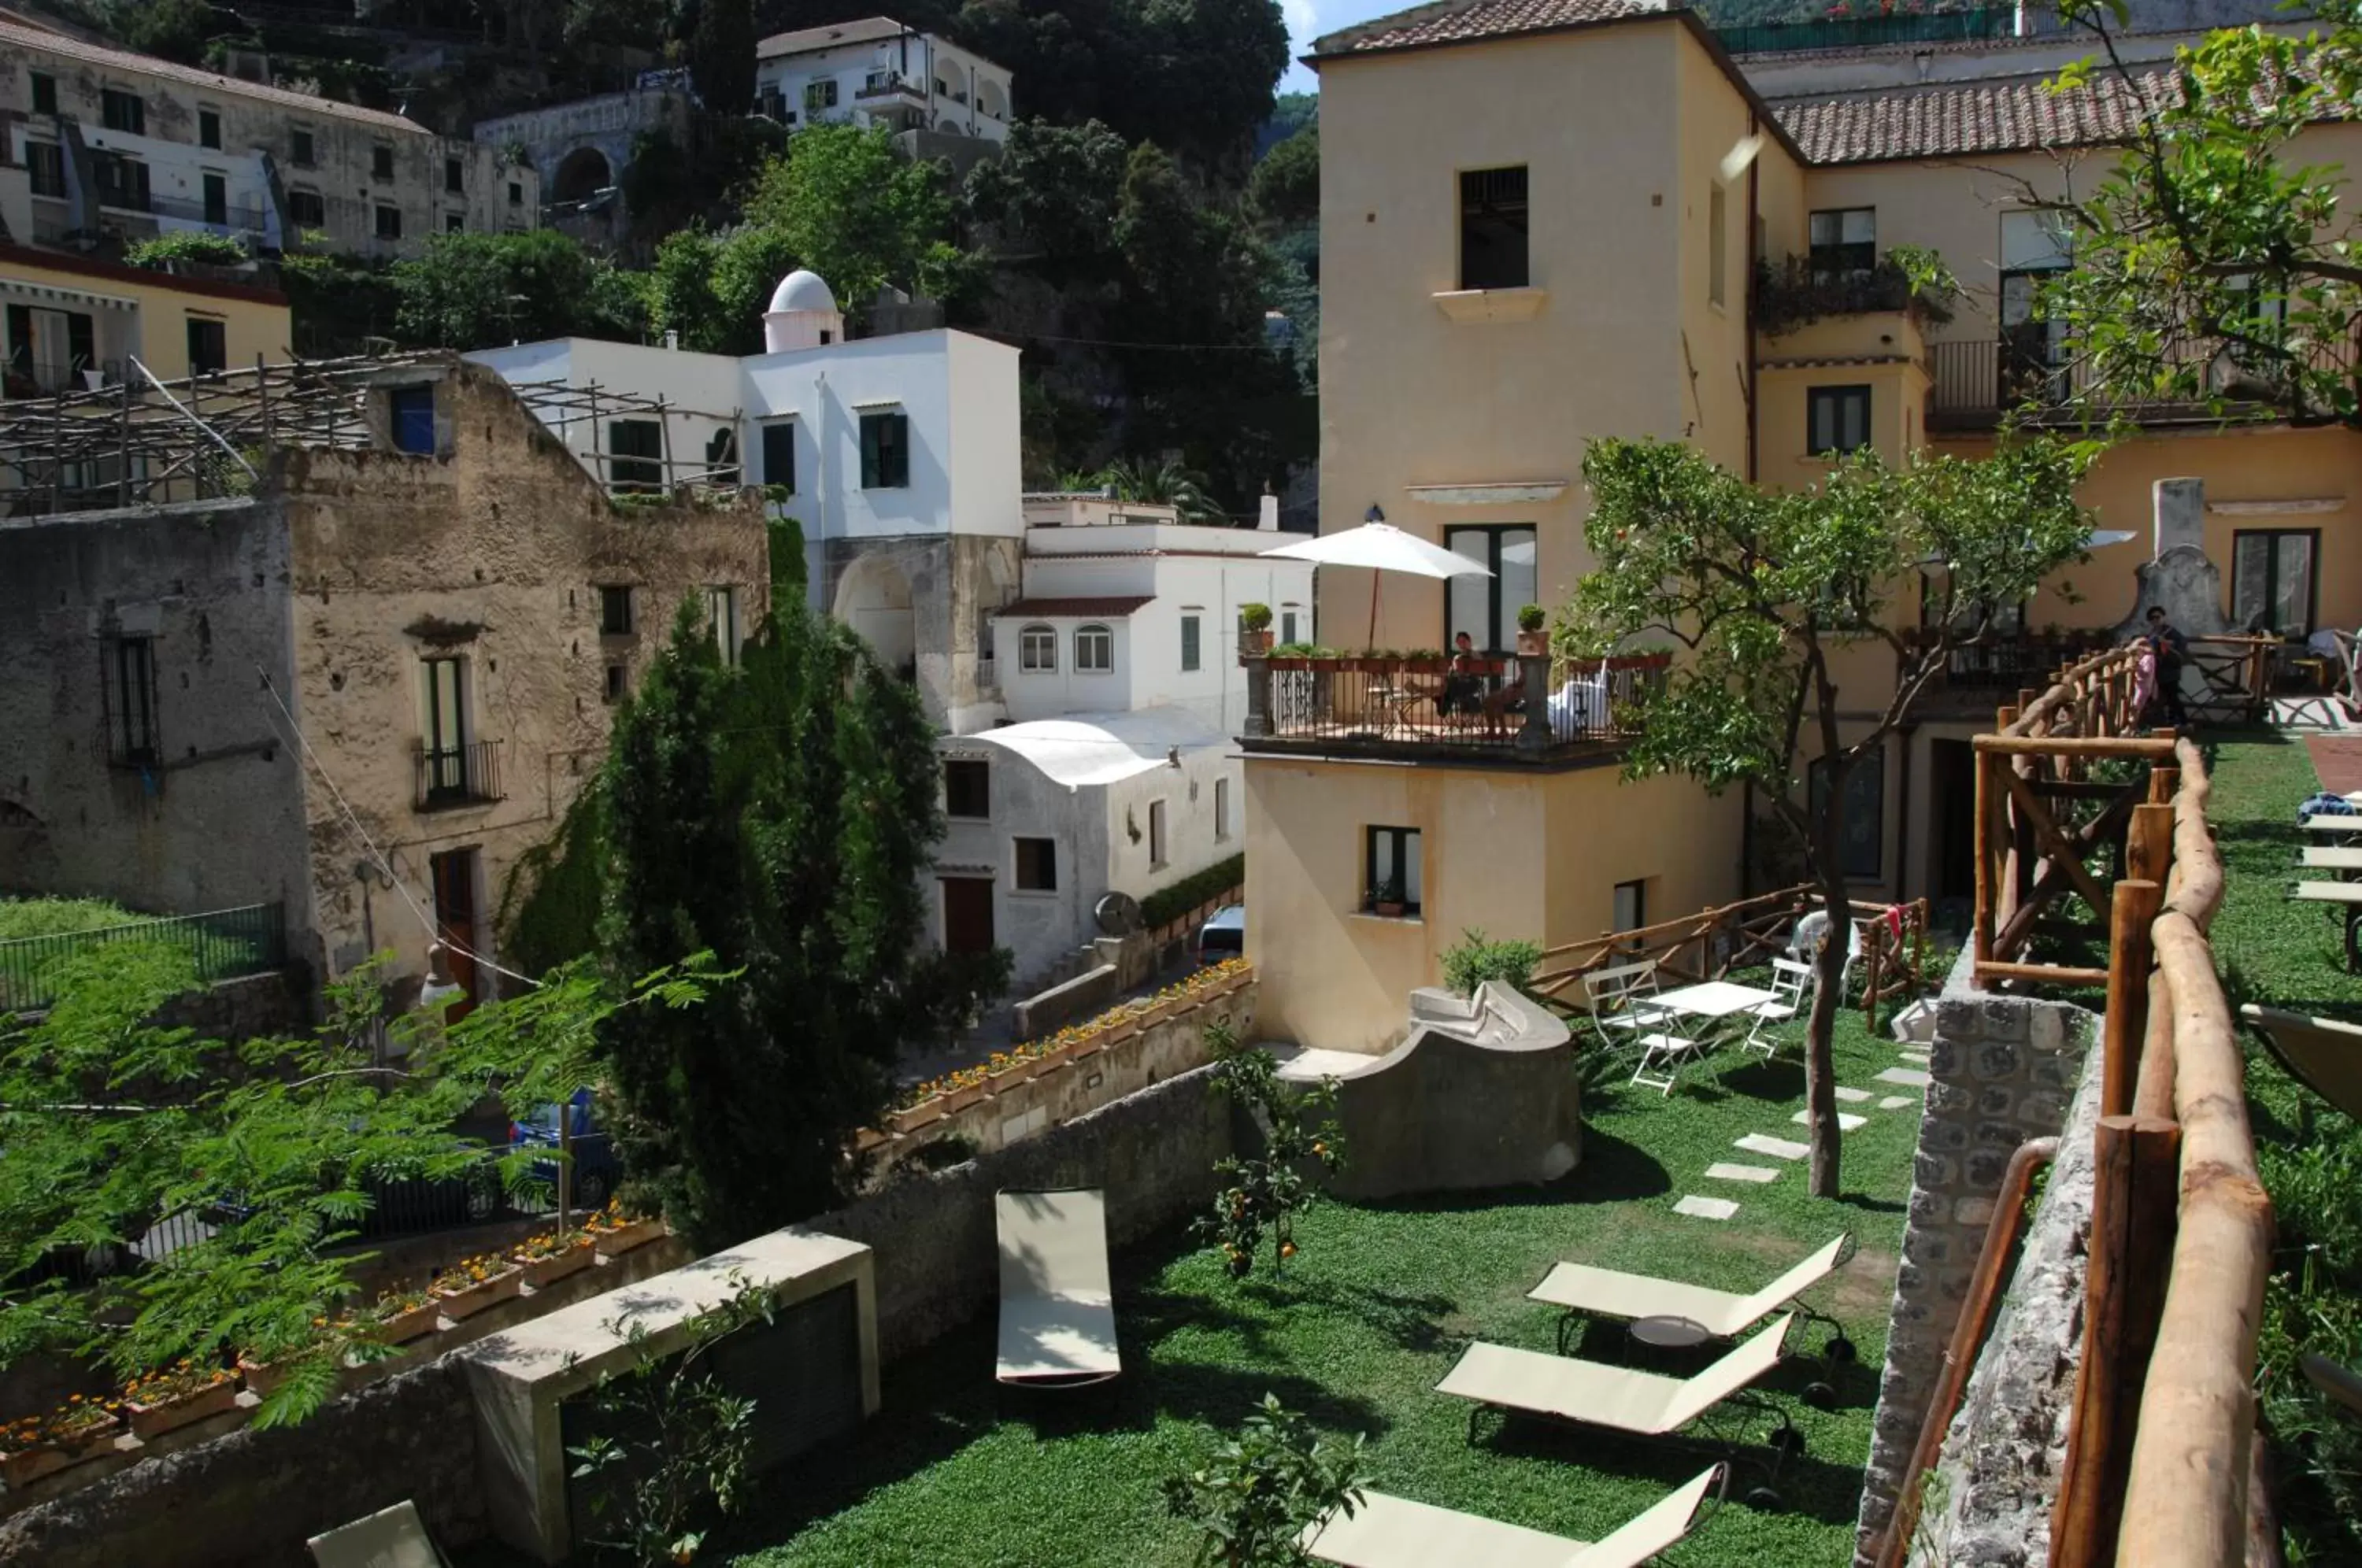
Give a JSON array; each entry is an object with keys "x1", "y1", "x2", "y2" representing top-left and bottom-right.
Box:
[{"x1": 2143, "y1": 605, "x2": 2191, "y2": 728}]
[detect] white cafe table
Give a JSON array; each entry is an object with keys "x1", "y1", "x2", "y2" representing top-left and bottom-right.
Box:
[{"x1": 1650, "y1": 980, "x2": 1779, "y2": 1024}]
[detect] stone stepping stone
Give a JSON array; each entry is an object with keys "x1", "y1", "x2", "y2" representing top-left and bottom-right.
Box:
[
  {"x1": 1834, "y1": 1086, "x2": 1872, "y2": 1104},
  {"x1": 1876, "y1": 1067, "x2": 1933, "y2": 1088},
  {"x1": 1734, "y1": 1133, "x2": 1811, "y2": 1160},
  {"x1": 1879, "y1": 1095, "x2": 1916, "y2": 1111},
  {"x1": 1674, "y1": 1195, "x2": 1740, "y2": 1220},
  {"x1": 1901, "y1": 1049, "x2": 1932, "y2": 1063},
  {"x1": 1792, "y1": 1109, "x2": 1868, "y2": 1131},
  {"x1": 1705, "y1": 1161, "x2": 1781, "y2": 1184}
]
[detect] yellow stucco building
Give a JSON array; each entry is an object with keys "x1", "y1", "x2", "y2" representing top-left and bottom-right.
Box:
[
  {"x1": 1252, "y1": 0, "x2": 2362, "y2": 1051},
  {"x1": 2, "y1": 240, "x2": 290, "y2": 392}
]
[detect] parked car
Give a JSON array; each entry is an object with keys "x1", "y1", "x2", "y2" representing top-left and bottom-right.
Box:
[
  {"x1": 508, "y1": 1089, "x2": 622, "y2": 1211},
  {"x1": 1198, "y1": 904, "x2": 1245, "y2": 967}
]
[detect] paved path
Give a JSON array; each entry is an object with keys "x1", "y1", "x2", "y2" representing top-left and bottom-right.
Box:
[{"x1": 2308, "y1": 734, "x2": 2362, "y2": 796}]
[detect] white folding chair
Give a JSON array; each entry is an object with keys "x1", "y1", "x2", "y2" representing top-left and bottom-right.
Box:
[
  {"x1": 1744, "y1": 958, "x2": 1814, "y2": 1055},
  {"x1": 1583, "y1": 960, "x2": 1698, "y2": 1094}
]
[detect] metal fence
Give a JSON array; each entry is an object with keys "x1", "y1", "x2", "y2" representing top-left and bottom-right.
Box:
[
  {"x1": 1260, "y1": 653, "x2": 1667, "y2": 752},
  {"x1": 0, "y1": 901, "x2": 285, "y2": 1014},
  {"x1": 416, "y1": 739, "x2": 505, "y2": 811}
]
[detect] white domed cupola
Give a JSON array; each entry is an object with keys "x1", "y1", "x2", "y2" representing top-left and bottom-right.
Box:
[{"x1": 764, "y1": 268, "x2": 845, "y2": 352}]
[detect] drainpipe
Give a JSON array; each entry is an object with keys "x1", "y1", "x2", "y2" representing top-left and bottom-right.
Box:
[
  {"x1": 1744, "y1": 112, "x2": 1761, "y2": 484},
  {"x1": 1873, "y1": 1136, "x2": 2059, "y2": 1568}
]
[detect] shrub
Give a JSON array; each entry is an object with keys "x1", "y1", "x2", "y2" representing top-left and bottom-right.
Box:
[
  {"x1": 1516, "y1": 603, "x2": 1546, "y2": 633},
  {"x1": 1238, "y1": 602, "x2": 1272, "y2": 631},
  {"x1": 1164, "y1": 1393, "x2": 1367, "y2": 1568},
  {"x1": 1195, "y1": 1024, "x2": 1345, "y2": 1278},
  {"x1": 1142, "y1": 852, "x2": 1245, "y2": 930},
  {"x1": 1439, "y1": 928, "x2": 1544, "y2": 998},
  {"x1": 124, "y1": 231, "x2": 247, "y2": 269}
]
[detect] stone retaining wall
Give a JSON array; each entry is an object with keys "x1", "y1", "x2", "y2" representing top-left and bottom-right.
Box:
[{"x1": 1851, "y1": 949, "x2": 2096, "y2": 1568}]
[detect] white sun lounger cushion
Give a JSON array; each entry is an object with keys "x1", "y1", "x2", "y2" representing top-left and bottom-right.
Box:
[
  {"x1": 996, "y1": 1188, "x2": 1122, "y2": 1386},
  {"x1": 1300, "y1": 1466, "x2": 1722, "y2": 1568},
  {"x1": 309, "y1": 1500, "x2": 448, "y2": 1568},
  {"x1": 1436, "y1": 1315, "x2": 1794, "y2": 1437},
  {"x1": 1527, "y1": 1234, "x2": 1849, "y2": 1338}
]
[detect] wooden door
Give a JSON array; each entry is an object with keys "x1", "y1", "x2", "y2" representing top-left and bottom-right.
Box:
[
  {"x1": 942, "y1": 877, "x2": 993, "y2": 955},
  {"x1": 430, "y1": 848, "x2": 479, "y2": 1020}
]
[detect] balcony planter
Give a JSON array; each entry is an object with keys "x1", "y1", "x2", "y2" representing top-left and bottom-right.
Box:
[
  {"x1": 378, "y1": 1300, "x2": 442, "y2": 1344},
  {"x1": 1238, "y1": 630, "x2": 1274, "y2": 658},
  {"x1": 431, "y1": 1265, "x2": 524, "y2": 1321},
  {"x1": 1266, "y1": 656, "x2": 1315, "y2": 671},
  {"x1": 235, "y1": 1355, "x2": 287, "y2": 1400},
  {"x1": 520, "y1": 1242, "x2": 595, "y2": 1290},
  {"x1": 593, "y1": 1215, "x2": 667, "y2": 1258},
  {"x1": 0, "y1": 1418, "x2": 119, "y2": 1488},
  {"x1": 124, "y1": 1376, "x2": 240, "y2": 1440}
]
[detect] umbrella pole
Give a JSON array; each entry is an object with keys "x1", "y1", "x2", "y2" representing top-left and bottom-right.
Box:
[{"x1": 1368, "y1": 568, "x2": 1380, "y2": 652}]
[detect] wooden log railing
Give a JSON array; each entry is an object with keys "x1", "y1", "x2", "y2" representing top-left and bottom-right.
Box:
[
  {"x1": 1972, "y1": 642, "x2": 2178, "y2": 988},
  {"x1": 1529, "y1": 882, "x2": 1928, "y2": 1024},
  {"x1": 2045, "y1": 737, "x2": 2275, "y2": 1568}
]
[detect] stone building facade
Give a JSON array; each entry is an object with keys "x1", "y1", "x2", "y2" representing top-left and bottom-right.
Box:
[{"x1": 0, "y1": 357, "x2": 768, "y2": 1011}]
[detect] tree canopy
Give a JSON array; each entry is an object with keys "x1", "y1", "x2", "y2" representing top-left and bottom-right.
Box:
[
  {"x1": 1564, "y1": 435, "x2": 2100, "y2": 1193},
  {"x1": 742, "y1": 124, "x2": 976, "y2": 322},
  {"x1": 387, "y1": 229, "x2": 648, "y2": 352}
]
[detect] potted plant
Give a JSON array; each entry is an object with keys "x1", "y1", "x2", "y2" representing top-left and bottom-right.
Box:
[
  {"x1": 120, "y1": 1361, "x2": 242, "y2": 1440},
  {"x1": 0, "y1": 1397, "x2": 122, "y2": 1485},
  {"x1": 1516, "y1": 604, "x2": 1549, "y2": 656},
  {"x1": 587, "y1": 1200, "x2": 667, "y2": 1258},
  {"x1": 374, "y1": 1288, "x2": 442, "y2": 1344},
  {"x1": 513, "y1": 1226, "x2": 597, "y2": 1289},
  {"x1": 1238, "y1": 602, "x2": 1274, "y2": 658},
  {"x1": 1367, "y1": 875, "x2": 1407, "y2": 919},
  {"x1": 428, "y1": 1251, "x2": 525, "y2": 1320}
]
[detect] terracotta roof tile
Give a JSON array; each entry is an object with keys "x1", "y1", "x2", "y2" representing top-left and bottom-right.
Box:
[
  {"x1": 0, "y1": 17, "x2": 429, "y2": 135},
  {"x1": 996, "y1": 597, "x2": 1156, "y2": 619},
  {"x1": 1772, "y1": 66, "x2": 2181, "y2": 165},
  {"x1": 1311, "y1": 0, "x2": 1668, "y2": 58}
]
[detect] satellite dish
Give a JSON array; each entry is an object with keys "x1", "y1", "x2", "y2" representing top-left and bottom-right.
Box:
[{"x1": 1095, "y1": 891, "x2": 1142, "y2": 936}]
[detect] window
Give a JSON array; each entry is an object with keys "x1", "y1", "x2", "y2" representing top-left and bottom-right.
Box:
[
  {"x1": 374, "y1": 204, "x2": 402, "y2": 240},
  {"x1": 444, "y1": 156, "x2": 464, "y2": 193},
  {"x1": 102, "y1": 636, "x2": 159, "y2": 767},
  {"x1": 1807, "y1": 385, "x2": 1872, "y2": 456},
  {"x1": 805, "y1": 79, "x2": 840, "y2": 113},
  {"x1": 30, "y1": 72, "x2": 56, "y2": 116},
  {"x1": 1445, "y1": 526, "x2": 1538, "y2": 652},
  {"x1": 1809, "y1": 207, "x2": 1876, "y2": 279},
  {"x1": 372, "y1": 144, "x2": 394, "y2": 180},
  {"x1": 101, "y1": 89, "x2": 144, "y2": 135},
  {"x1": 390, "y1": 384, "x2": 434, "y2": 453},
  {"x1": 1180, "y1": 612, "x2": 1201, "y2": 672},
  {"x1": 598, "y1": 585, "x2": 635, "y2": 636},
  {"x1": 608, "y1": 418, "x2": 662, "y2": 491},
  {"x1": 945, "y1": 758, "x2": 990, "y2": 819},
  {"x1": 1809, "y1": 749, "x2": 1886, "y2": 882},
  {"x1": 706, "y1": 586, "x2": 741, "y2": 665},
  {"x1": 185, "y1": 316, "x2": 227, "y2": 376},
  {"x1": 445, "y1": 212, "x2": 465, "y2": 234},
  {"x1": 287, "y1": 187, "x2": 325, "y2": 227},
  {"x1": 508, "y1": 180, "x2": 523, "y2": 206},
  {"x1": 290, "y1": 128, "x2": 315, "y2": 168},
  {"x1": 196, "y1": 171, "x2": 227, "y2": 227},
  {"x1": 92, "y1": 153, "x2": 149, "y2": 212},
  {"x1": 1709, "y1": 183, "x2": 1729, "y2": 309},
  {"x1": 420, "y1": 656, "x2": 468, "y2": 803},
  {"x1": 604, "y1": 663, "x2": 627, "y2": 702},
  {"x1": 859, "y1": 410, "x2": 909, "y2": 488},
  {"x1": 1014, "y1": 836, "x2": 1057, "y2": 892},
  {"x1": 705, "y1": 427, "x2": 739, "y2": 486},
  {"x1": 761, "y1": 420, "x2": 795, "y2": 493},
  {"x1": 197, "y1": 108, "x2": 222, "y2": 150},
  {"x1": 1612, "y1": 879, "x2": 1646, "y2": 938},
  {"x1": 1075, "y1": 623, "x2": 1113, "y2": 673},
  {"x1": 25, "y1": 142, "x2": 64, "y2": 199},
  {"x1": 1281, "y1": 608, "x2": 1299, "y2": 645},
  {"x1": 1364, "y1": 826, "x2": 1423, "y2": 916},
  {"x1": 1458, "y1": 165, "x2": 1529, "y2": 290},
  {"x1": 2232, "y1": 529, "x2": 2318, "y2": 635},
  {"x1": 1215, "y1": 777, "x2": 1231, "y2": 840},
  {"x1": 1149, "y1": 799, "x2": 1168, "y2": 868},
  {"x1": 1020, "y1": 623, "x2": 1057, "y2": 671}
]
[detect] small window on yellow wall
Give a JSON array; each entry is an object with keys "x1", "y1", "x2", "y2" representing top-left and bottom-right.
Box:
[
  {"x1": 1708, "y1": 185, "x2": 1728, "y2": 309},
  {"x1": 1808, "y1": 385, "x2": 1872, "y2": 456}
]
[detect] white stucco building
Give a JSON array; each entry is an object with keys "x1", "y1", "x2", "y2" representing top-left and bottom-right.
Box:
[
  {"x1": 754, "y1": 17, "x2": 1012, "y2": 146},
  {"x1": 468, "y1": 269, "x2": 1022, "y2": 733}
]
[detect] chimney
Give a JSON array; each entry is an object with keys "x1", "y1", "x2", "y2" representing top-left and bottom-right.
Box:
[
  {"x1": 2153, "y1": 477, "x2": 2205, "y2": 557},
  {"x1": 663, "y1": 328, "x2": 679, "y2": 352},
  {"x1": 1257, "y1": 490, "x2": 1279, "y2": 531}
]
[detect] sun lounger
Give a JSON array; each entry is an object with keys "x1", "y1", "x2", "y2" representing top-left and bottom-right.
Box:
[
  {"x1": 1437, "y1": 1317, "x2": 1805, "y2": 1505},
  {"x1": 996, "y1": 1188, "x2": 1122, "y2": 1387},
  {"x1": 309, "y1": 1500, "x2": 449, "y2": 1568},
  {"x1": 1301, "y1": 1464, "x2": 1725, "y2": 1568},
  {"x1": 2242, "y1": 1004, "x2": 2362, "y2": 1122},
  {"x1": 1528, "y1": 1233, "x2": 1854, "y2": 1360}
]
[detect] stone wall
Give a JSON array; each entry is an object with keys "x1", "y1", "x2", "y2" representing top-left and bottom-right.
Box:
[
  {"x1": 150, "y1": 967, "x2": 311, "y2": 1041},
  {"x1": 1907, "y1": 1044, "x2": 2105, "y2": 1566},
  {"x1": 1852, "y1": 950, "x2": 2095, "y2": 1567}
]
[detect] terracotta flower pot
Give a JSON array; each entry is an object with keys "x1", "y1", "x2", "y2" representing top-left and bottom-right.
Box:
[
  {"x1": 1, "y1": 1415, "x2": 120, "y2": 1485},
  {"x1": 1238, "y1": 629, "x2": 1274, "y2": 657},
  {"x1": 593, "y1": 1216, "x2": 666, "y2": 1258},
  {"x1": 432, "y1": 1267, "x2": 524, "y2": 1321},
  {"x1": 1516, "y1": 630, "x2": 1549, "y2": 656},
  {"x1": 235, "y1": 1356, "x2": 286, "y2": 1399},
  {"x1": 125, "y1": 1378, "x2": 240, "y2": 1440},
  {"x1": 378, "y1": 1301, "x2": 442, "y2": 1344},
  {"x1": 520, "y1": 1244, "x2": 594, "y2": 1289}
]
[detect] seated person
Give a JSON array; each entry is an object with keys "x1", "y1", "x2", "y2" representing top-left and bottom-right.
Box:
[{"x1": 1435, "y1": 631, "x2": 1486, "y2": 723}]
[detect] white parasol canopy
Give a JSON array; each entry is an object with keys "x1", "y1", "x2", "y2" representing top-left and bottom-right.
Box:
[{"x1": 1261, "y1": 522, "x2": 1493, "y2": 649}]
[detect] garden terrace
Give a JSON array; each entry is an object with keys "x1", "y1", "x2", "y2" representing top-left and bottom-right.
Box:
[{"x1": 1238, "y1": 652, "x2": 1669, "y2": 764}]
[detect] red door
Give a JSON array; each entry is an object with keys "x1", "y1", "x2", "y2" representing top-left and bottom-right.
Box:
[
  {"x1": 942, "y1": 878, "x2": 994, "y2": 954},
  {"x1": 430, "y1": 849, "x2": 480, "y2": 1021}
]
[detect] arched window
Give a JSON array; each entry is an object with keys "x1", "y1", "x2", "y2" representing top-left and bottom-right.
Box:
[
  {"x1": 1075, "y1": 623, "x2": 1113, "y2": 672},
  {"x1": 1020, "y1": 623, "x2": 1057, "y2": 671}
]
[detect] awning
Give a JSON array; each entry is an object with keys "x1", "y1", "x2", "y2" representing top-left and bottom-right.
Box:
[{"x1": 0, "y1": 276, "x2": 139, "y2": 312}]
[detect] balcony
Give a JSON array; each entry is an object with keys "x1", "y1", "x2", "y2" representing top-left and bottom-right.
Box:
[
  {"x1": 855, "y1": 73, "x2": 927, "y2": 106},
  {"x1": 414, "y1": 739, "x2": 505, "y2": 811},
  {"x1": 1926, "y1": 335, "x2": 2362, "y2": 431},
  {"x1": 1754, "y1": 255, "x2": 1946, "y2": 341},
  {"x1": 1905, "y1": 629, "x2": 2118, "y2": 716},
  {"x1": 1240, "y1": 653, "x2": 1668, "y2": 764}
]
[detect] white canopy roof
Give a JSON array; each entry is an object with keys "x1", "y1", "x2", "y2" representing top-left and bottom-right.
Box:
[
  {"x1": 1260, "y1": 521, "x2": 1494, "y2": 580},
  {"x1": 968, "y1": 708, "x2": 1229, "y2": 790}
]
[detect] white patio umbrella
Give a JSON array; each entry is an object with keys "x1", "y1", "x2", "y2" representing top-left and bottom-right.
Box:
[{"x1": 1261, "y1": 521, "x2": 1493, "y2": 649}]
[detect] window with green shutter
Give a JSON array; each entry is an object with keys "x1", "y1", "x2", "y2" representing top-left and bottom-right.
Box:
[{"x1": 859, "y1": 411, "x2": 908, "y2": 488}]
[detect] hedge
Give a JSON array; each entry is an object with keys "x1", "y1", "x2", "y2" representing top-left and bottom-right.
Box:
[{"x1": 1142, "y1": 853, "x2": 1245, "y2": 930}]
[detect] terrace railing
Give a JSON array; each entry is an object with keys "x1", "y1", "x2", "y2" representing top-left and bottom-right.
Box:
[
  {"x1": 0, "y1": 900, "x2": 286, "y2": 1014},
  {"x1": 1928, "y1": 335, "x2": 2362, "y2": 430},
  {"x1": 1242, "y1": 652, "x2": 1668, "y2": 759}
]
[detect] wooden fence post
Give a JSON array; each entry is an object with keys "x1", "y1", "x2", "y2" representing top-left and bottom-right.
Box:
[
  {"x1": 2051, "y1": 1114, "x2": 2183, "y2": 1568},
  {"x1": 2104, "y1": 879, "x2": 2164, "y2": 1118}
]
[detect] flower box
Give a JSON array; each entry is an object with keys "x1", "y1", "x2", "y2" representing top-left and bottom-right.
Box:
[
  {"x1": 520, "y1": 1244, "x2": 594, "y2": 1289},
  {"x1": 125, "y1": 1377, "x2": 240, "y2": 1440},
  {"x1": 0, "y1": 1422, "x2": 117, "y2": 1487},
  {"x1": 235, "y1": 1355, "x2": 286, "y2": 1399},
  {"x1": 378, "y1": 1300, "x2": 442, "y2": 1344},
  {"x1": 432, "y1": 1266, "x2": 524, "y2": 1320},
  {"x1": 593, "y1": 1216, "x2": 666, "y2": 1258}
]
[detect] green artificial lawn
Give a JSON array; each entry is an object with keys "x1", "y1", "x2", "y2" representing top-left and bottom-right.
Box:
[
  {"x1": 703, "y1": 1011, "x2": 1920, "y2": 1568},
  {"x1": 2184, "y1": 729, "x2": 2362, "y2": 1566}
]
